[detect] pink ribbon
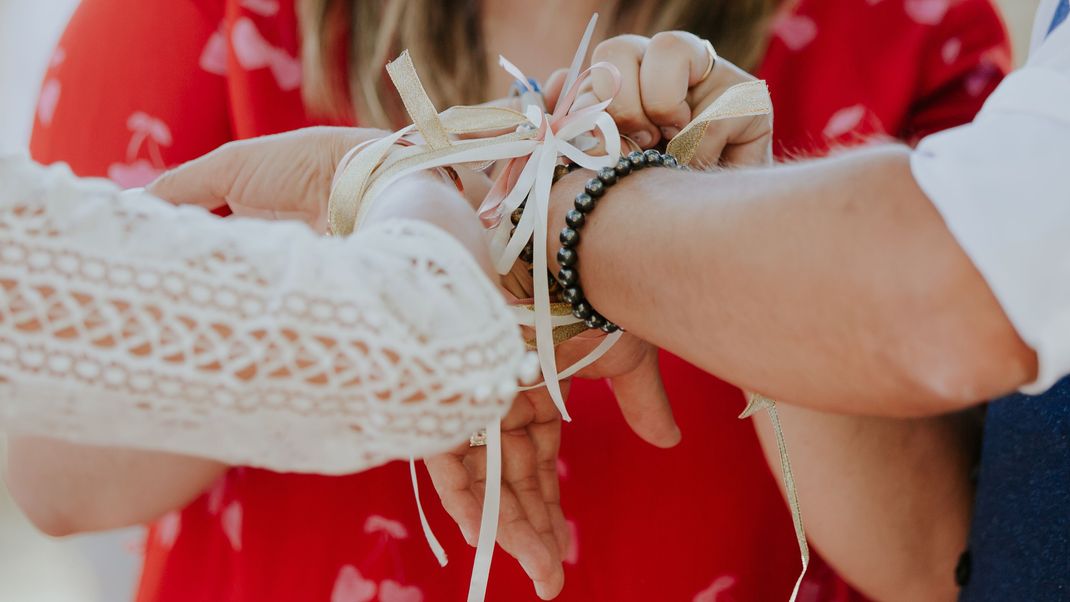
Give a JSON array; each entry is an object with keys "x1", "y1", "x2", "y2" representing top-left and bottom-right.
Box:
[{"x1": 477, "y1": 60, "x2": 622, "y2": 227}]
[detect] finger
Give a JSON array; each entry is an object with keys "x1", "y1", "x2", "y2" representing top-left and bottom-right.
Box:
[
  {"x1": 639, "y1": 31, "x2": 712, "y2": 138},
  {"x1": 500, "y1": 429, "x2": 554, "y2": 544},
  {"x1": 495, "y1": 485, "x2": 565, "y2": 600},
  {"x1": 686, "y1": 116, "x2": 773, "y2": 171},
  {"x1": 610, "y1": 349, "x2": 681, "y2": 448},
  {"x1": 146, "y1": 145, "x2": 235, "y2": 210},
  {"x1": 591, "y1": 35, "x2": 658, "y2": 149},
  {"x1": 473, "y1": 429, "x2": 563, "y2": 599},
  {"x1": 543, "y1": 68, "x2": 569, "y2": 111},
  {"x1": 425, "y1": 451, "x2": 485, "y2": 546},
  {"x1": 720, "y1": 118, "x2": 774, "y2": 168},
  {"x1": 530, "y1": 418, "x2": 568, "y2": 557}
]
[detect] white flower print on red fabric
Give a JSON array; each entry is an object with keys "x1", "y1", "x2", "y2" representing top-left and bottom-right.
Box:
[
  {"x1": 331, "y1": 566, "x2": 377, "y2": 602},
  {"x1": 37, "y1": 79, "x2": 61, "y2": 126},
  {"x1": 942, "y1": 37, "x2": 963, "y2": 65},
  {"x1": 565, "y1": 519, "x2": 579, "y2": 565},
  {"x1": 379, "y1": 580, "x2": 424, "y2": 602},
  {"x1": 904, "y1": 0, "x2": 951, "y2": 26},
  {"x1": 363, "y1": 515, "x2": 410, "y2": 540},
  {"x1": 108, "y1": 112, "x2": 173, "y2": 188},
  {"x1": 221, "y1": 501, "x2": 243, "y2": 551},
  {"x1": 772, "y1": 13, "x2": 818, "y2": 52},
  {"x1": 693, "y1": 575, "x2": 737, "y2": 602},
  {"x1": 200, "y1": 28, "x2": 228, "y2": 76},
  {"x1": 823, "y1": 104, "x2": 867, "y2": 139},
  {"x1": 49, "y1": 47, "x2": 66, "y2": 68},
  {"x1": 206, "y1": 478, "x2": 226, "y2": 515},
  {"x1": 965, "y1": 51, "x2": 1005, "y2": 98},
  {"x1": 156, "y1": 511, "x2": 182, "y2": 549},
  {"x1": 241, "y1": 0, "x2": 280, "y2": 17},
  {"x1": 231, "y1": 17, "x2": 301, "y2": 91}
]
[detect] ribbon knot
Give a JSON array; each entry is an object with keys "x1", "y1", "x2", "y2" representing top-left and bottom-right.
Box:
[{"x1": 322, "y1": 13, "x2": 804, "y2": 602}]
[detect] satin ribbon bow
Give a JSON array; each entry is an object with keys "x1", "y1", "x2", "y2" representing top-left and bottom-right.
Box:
[{"x1": 325, "y1": 13, "x2": 809, "y2": 602}]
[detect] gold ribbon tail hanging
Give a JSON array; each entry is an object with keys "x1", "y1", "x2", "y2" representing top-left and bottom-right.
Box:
[
  {"x1": 741, "y1": 393, "x2": 810, "y2": 602},
  {"x1": 667, "y1": 80, "x2": 772, "y2": 166}
]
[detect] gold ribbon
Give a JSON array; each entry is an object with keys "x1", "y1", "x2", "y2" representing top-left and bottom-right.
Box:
[
  {"x1": 386, "y1": 51, "x2": 450, "y2": 151},
  {"x1": 666, "y1": 80, "x2": 772, "y2": 166},
  {"x1": 324, "y1": 33, "x2": 805, "y2": 602},
  {"x1": 519, "y1": 302, "x2": 589, "y2": 348},
  {"x1": 741, "y1": 393, "x2": 809, "y2": 602}
]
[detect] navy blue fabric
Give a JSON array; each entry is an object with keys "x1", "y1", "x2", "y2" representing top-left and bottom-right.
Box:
[
  {"x1": 1049, "y1": 0, "x2": 1069, "y2": 36},
  {"x1": 960, "y1": 10, "x2": 1070, "y2": 599},
  {"x1": 959, "y1": 380, "x2": 1070, "y2": 601}
]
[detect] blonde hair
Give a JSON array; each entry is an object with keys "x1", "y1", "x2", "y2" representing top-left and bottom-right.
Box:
[{"x1": 299, "y1": 0, "x2": 778, "y2": 128}]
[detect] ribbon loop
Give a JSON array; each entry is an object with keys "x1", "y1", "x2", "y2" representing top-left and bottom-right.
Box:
[
  {"x1": 325, "y1": 14, "x2": 802, "y2": 602},
  {"x1": 386, "y1": 51, "x2": 451, "y2": 150},
  {"x1": 666, "y1": 80, "x2": 772, "y2": 166}
]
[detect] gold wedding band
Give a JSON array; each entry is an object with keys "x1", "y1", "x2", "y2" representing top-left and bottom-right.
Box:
[
  {"x1": 469, "y1": 429, "x2": 488, "y2": 447},
  {"x1": 699, "y1": 39, "x2": 718, "y2": 82}
]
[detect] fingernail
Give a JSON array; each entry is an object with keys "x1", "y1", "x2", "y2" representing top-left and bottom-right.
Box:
[
  {"x1": 630, "y1": 131, "x2": 652, "y2": 148},
  {"x1": 535, "y1": 581, "x2": 554, "y2": 600},
  {"x1": 461, "y1": 527, "x2": 476, "y2": 547},
  {"x1": 661, "y1": 126, "x2": 680, "y2": 140}
]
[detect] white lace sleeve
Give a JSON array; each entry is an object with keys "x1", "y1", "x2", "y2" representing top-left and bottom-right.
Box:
[{"x1": 0, "y1": 157, "x2": 529, "y2": 474}]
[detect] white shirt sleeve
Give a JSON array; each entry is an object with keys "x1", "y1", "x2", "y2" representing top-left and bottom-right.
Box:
[
  {"x1": 0, "y1": 157, "x2": 530, "y2": 473},
  {"x1": 911, "y1": 14, "x2": 1070, "y2": 394}
]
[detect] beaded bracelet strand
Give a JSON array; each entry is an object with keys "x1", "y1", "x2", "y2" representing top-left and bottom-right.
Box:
[{"x1": 557, "y1": 149, "x2": 690, "y2": 333}]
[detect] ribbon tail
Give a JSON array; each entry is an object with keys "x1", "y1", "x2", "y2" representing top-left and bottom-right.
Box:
[
  {"x1": 559, "y1": 14, "x2": 599, "y2": 101},
  {"x1": 466, "y1": 420, "x2": 502, "y2": 602},
  {"x1": 387, "y1": 51, "x2": 451, "y2": 150},
  {"x1": 667, "y1": 80, "x2": 772, "y2": 166},
  {"x1": 328, "y1": 127, "x2": 412, "y2": 235},
  {"x1": 531, "y1": 139, "x2": 571, "y2": 420},
  {"x1": 409, "y1": 456, "x2": 448, "y2": 567},
  {"x1": 741, "y1": 393, "x2": 809, "y2": 602}
]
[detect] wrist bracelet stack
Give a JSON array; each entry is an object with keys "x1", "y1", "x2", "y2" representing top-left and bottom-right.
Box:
[
  {"x1": 557, "y1": 149, "x2": 689, "y2": 333},
  {"x1": 513, "y1": 163, "x2": 580, "y2": 301}
]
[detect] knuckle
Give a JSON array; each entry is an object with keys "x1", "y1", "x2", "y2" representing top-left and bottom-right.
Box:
[
  {"x1": 643, "y1": 99, "x2": 684, "y2": 120},
  {"x1": 648, "y1": 31, "x2": 691, "y2": 55},
  {"x1": 608, "y1": 104, "x2": 647, "y2": 128},
  {"x1": 592, "y1": 34, "x2": 646, "y2": 61}
]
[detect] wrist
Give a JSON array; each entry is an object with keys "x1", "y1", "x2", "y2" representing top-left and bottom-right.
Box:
[
  {"x1": 547, "y1": 169, "x2": 592, "y2": 274},
  {"x1": 548, "y1": 151, "x2": 687, "y2": 332}
]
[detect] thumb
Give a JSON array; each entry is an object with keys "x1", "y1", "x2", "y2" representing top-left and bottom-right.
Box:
[
  {"x1": 146, "y1": 144, "x2": 236, "y2": 211},
  {"x1": 543, "y1": 69, "x2": 569, "y2": 112},
  {"x1": 609, "y1": 350, "x2": 681, "y2": 448}
]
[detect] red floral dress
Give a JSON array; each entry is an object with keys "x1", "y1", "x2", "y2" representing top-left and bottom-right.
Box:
[{"x1": 30, "y1": 0, "x2": 1010, "y2": 600}]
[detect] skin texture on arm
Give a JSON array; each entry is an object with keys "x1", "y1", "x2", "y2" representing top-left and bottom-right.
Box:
[
  {"x1": 548, "y1": 145, "x2": 1036, "y2": 417},
  {"x1": 4, "y1": 438, "x2": 225, "y2": 537},
  {"x1": 752, "y1": 405, "x2": 979, "y2": 601}
]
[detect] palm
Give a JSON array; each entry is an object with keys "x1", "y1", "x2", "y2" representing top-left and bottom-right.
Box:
[{"x1": 426, "y1": 386, "x2": 569, "y2": 600}]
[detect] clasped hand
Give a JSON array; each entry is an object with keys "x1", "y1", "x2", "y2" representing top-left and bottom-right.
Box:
[{"x1": 148, "y1": 33, "x2": 771, "y2": 601}]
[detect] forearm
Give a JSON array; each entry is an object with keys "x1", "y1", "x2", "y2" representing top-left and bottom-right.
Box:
[
  {"x1": 550, "y1": 145, "x2": 1035, "y2": 415},
  {"x1": 753, "y1": 406, "x2": 977, "y2": 601},
  {"x1": 0, "y1": 158, "x2": 524, "y2": 473},
  {"x1": 4, "y1": 436, "x2": 224, "y2": 536}
]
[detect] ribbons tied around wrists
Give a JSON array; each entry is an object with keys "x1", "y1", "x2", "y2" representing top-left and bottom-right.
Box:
[{"x1": 326, "y1": 13, "x2": 808, "y2": 602}]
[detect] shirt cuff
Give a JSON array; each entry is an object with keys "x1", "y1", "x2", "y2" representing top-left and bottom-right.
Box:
[{"x1": 912, "y1": 72, "x2": 1070, "y2": 394}]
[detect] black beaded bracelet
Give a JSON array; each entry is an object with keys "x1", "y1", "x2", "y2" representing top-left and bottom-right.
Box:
[{"x1": 557, "y1": 149, "x2": 689, "y2": 333}]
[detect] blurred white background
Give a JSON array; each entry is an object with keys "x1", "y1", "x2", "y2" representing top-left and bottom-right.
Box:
[
  {"x1": 2, "y1": 3, "x2": 143, "y2": 601},
  {"x1": 0, "y1": 0, "x2": 1044, "y2": 600}
]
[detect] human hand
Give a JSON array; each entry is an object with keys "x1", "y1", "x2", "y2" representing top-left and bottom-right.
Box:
[
  {"x1": 572, "y1": 31, "x2": 773, "y2": 168},
  {"x1": 426, "y1": 386, "x2": 569, "y2": 600},
  {"x1": 147, "y1": 126, "x2": 386, "y2": 232}
]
